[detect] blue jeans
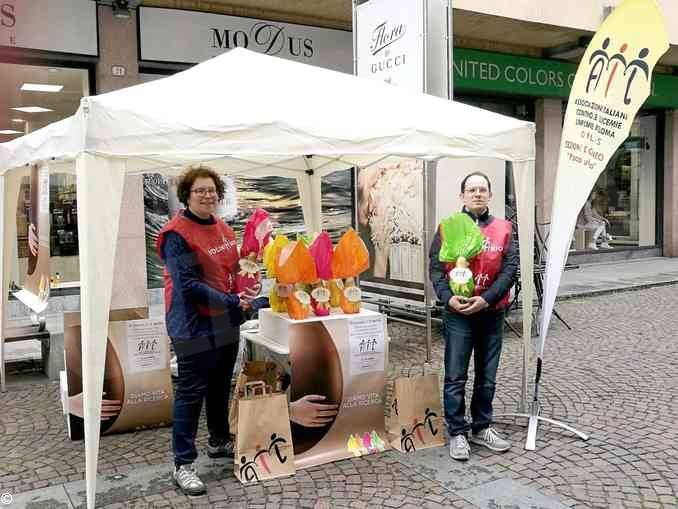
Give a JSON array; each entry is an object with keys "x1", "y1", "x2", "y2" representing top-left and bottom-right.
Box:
[
  {"x1": 442, "y1": 308, "x2": 504, "y2": 436},
  {"x1": 171, "y1": 334, "x2": 239, "y2": 467}
]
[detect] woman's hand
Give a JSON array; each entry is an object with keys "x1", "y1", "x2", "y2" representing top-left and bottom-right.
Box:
[
  {"x1": 237, "y1": 285, "x2": 260, "y2": 309},
  {"x1": 289, "y1": 395, "x2": 339, "y2": 428},
  {"x1": 69, "y1": 392, "x2": 122, "y2": 420}
]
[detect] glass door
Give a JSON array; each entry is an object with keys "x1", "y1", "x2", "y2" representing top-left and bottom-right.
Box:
[{"x1": 593, "y1": 115, "x2": 657, "y2": 248}]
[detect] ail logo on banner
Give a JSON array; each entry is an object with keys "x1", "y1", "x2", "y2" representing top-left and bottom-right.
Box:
[
  {"x1": 561, "y1": 2, "x2": 668, "y2": 178},
  {"x1": 586, "y1": 38, "x2": 651, "y2": 103}
]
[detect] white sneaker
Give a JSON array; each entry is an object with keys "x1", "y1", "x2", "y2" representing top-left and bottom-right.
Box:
[
  {"x1": 470, "y1": 426, "x2": 511, "y2": 453},
  {"x1": 449, "y1": 434, "x2": 470, "y2": 461},
  {"x1": 600, "y1": 242, "x2": 611, "y2": 249},
  {"x1": 587, "y1": 243, "x2": 599, "y2": 250},
  {"x1": 170, "y1": 355, "x2": 178, "y2": 378},
  {"x1": 173, "y1": 463, "x2": 206, "y2": 496}
]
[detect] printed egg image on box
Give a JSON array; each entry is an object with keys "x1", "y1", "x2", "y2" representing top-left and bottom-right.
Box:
[
  {"x1": 289, "y1": 321, "x2": 344, "y2": 454},
  {"x1": 271, "y1": 310, "x2": 389, "y2": 469},
  {"x1": 62, "y1": 311, "x2": 173, "y2": 440}
]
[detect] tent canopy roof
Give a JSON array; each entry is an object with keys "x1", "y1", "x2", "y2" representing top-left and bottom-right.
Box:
[{"x1": 1, "y1": 48, "x2": 534, "y2": 175}]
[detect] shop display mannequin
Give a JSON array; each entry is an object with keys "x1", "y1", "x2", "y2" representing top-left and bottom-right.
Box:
[{"x1": 576, "y1": 190, "x2": 612, "y2": 250}]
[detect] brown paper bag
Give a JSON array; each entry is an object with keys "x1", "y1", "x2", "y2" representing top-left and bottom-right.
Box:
[
  {"x1": 388, "y1": 371, "x2": 446, "y2": 453},
  {"x1": 229, "y1": 361, "x2": 284, "y2": 434},
  {"x1": 234, "y1": 382, "x2": 295, "y2": 484}
]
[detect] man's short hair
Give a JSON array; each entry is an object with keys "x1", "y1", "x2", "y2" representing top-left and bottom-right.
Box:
[{"x1": 460, "y1": 172, "x2": 492, "y2": 193}]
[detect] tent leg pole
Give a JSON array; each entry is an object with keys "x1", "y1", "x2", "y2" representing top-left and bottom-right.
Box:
[
  {"x1": 518, "y1": 339, "x2": 528, "y2": 413},
  {"x1": 422, "y1": 0, "x2": 432, "y2": 363},
  {"x1": 0, "y1": 173, "x2": 8, "y2": 393},
  {"x1": 425, "y1": 301, "x2": 432, "y2": 363},
  {"x1": 423, "y1": 161, "x2": 432, "y2": 363}
]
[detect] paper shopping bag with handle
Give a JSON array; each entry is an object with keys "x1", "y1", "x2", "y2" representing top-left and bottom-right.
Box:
[
  {"x1": 229, "y1": 360, "x2": 285, "y2": 434},
  {"x1": 387, "y1": 367, "x2": 445, "y2": 453},
  {"x1": 235, "y1": 382, "x2": 296, "y2": 484}
]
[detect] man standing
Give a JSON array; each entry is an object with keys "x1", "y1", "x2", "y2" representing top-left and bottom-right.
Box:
[{"x1": 429, "y1": 172, "x2": 518, "y2": 461}]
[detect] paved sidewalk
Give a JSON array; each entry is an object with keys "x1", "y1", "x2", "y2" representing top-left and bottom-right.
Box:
[
  {"x1": 558, "y1": 256, "x2": 678, "y2": 298},
  {"x1": 2, "y1": 284, "x2": 677, "y2": 508}
]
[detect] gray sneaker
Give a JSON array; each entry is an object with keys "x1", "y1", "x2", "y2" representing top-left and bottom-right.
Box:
[
  {"x1": 470, "y1": 426, "x2": 511, "y2": 452},
  {"x1": 173, "y1": 463, "x2": 206, "y2": 496},
  {"x1": 449, "y1": 434, "x2": 471, "y2": 461},
  {"x1": 207, "y1": 438, "x2": 235, "y2": 458}
]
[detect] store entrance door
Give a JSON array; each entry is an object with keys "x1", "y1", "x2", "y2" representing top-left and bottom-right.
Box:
[{"x1": 636, "y1": 116, "x2": 657, "y2": 247}]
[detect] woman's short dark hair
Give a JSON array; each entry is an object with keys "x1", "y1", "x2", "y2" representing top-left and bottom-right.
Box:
[
  {"x1": 460, "y1": 172, "x2": 492, "y2": 193},
  {"x1": 176, "y1": 165, "x2": 225, "y2": 206}
]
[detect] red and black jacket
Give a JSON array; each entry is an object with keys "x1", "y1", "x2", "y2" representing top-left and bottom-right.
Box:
[{"x1": 157, "y1": 209, "x2": 242, "y2": 341}]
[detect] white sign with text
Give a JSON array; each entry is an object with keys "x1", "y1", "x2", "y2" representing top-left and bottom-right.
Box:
[
  {"x1": 0, "y1": 0, "x2": 97, "y2": 55},
  {"x1": 139, "y1": 7, "x2": 352, "y2": 73},
  {"x1": 127, "y1": 320, "x2": 167, "y2": 374},
  {"x1": 355, "y1": 0, "x2": 424, "y2": 91},
  {"x1": 348, "y1": 314, "x2": 386, "y2": 376}
]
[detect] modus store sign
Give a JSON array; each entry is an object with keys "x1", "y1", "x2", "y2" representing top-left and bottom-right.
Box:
[
  {"x1": 139, "y1": 7, "x2": 352, "y2": 73},
  {"x1": 356, "y1": 0, "x2": 424, "y2": 92}
]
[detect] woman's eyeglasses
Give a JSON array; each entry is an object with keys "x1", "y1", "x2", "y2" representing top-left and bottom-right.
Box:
[{"x1": 191, "y1": 187, "x2": 217, "y2": 196}]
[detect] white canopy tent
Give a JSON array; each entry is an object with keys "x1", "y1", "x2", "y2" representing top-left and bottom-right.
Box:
[{"x1": 0, "y1": 48, "x2": 536, "y2": 508}]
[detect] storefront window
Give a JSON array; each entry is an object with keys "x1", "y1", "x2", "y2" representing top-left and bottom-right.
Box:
[
  {"x1": 6, "y1": 63, "x2": 89, "y2": 284},
  {"x1": 587, "y1": 115, "x2": 658, "y2": 248},
  {"x1": 50, "y1": 174, "x2": 79, "y2": 257}
]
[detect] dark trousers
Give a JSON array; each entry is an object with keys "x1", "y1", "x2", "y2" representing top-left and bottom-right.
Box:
[
  {"x1": 442, "y1": 308, "x2": 504, "y2": 436},
  {"x1": 171, "y1": 335, "x2": 239, "y2": 467}
]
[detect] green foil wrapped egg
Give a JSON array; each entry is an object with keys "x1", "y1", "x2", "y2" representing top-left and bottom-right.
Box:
[{"x1": 448, "y1": 256, "x2": 475, "y2": 298}]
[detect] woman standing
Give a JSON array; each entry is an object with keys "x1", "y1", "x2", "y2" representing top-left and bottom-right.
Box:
[{"x1": 157, "y1": 166, "x2": 257, "y2": 495}]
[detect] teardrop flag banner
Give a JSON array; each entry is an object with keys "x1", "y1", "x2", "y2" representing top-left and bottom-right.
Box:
[{"x1": 538, "y1": 0, "x2": 669, "y2": 356}]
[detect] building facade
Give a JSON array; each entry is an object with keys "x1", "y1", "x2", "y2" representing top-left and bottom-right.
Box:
[
  {"x1": 2, "y1": 0, "x2": 678, "y2": 292},
  {"x1": 451, "y1": 0, "x2": 678, "y2": 260}
]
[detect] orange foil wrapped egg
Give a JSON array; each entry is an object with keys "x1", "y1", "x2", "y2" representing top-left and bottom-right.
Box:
[
  {"x1": 276, "y1": 241, "x2": 318, "y2": 320},
  {"x1": 330, "y1": 228, "x2": 370, "y2": 314}
]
